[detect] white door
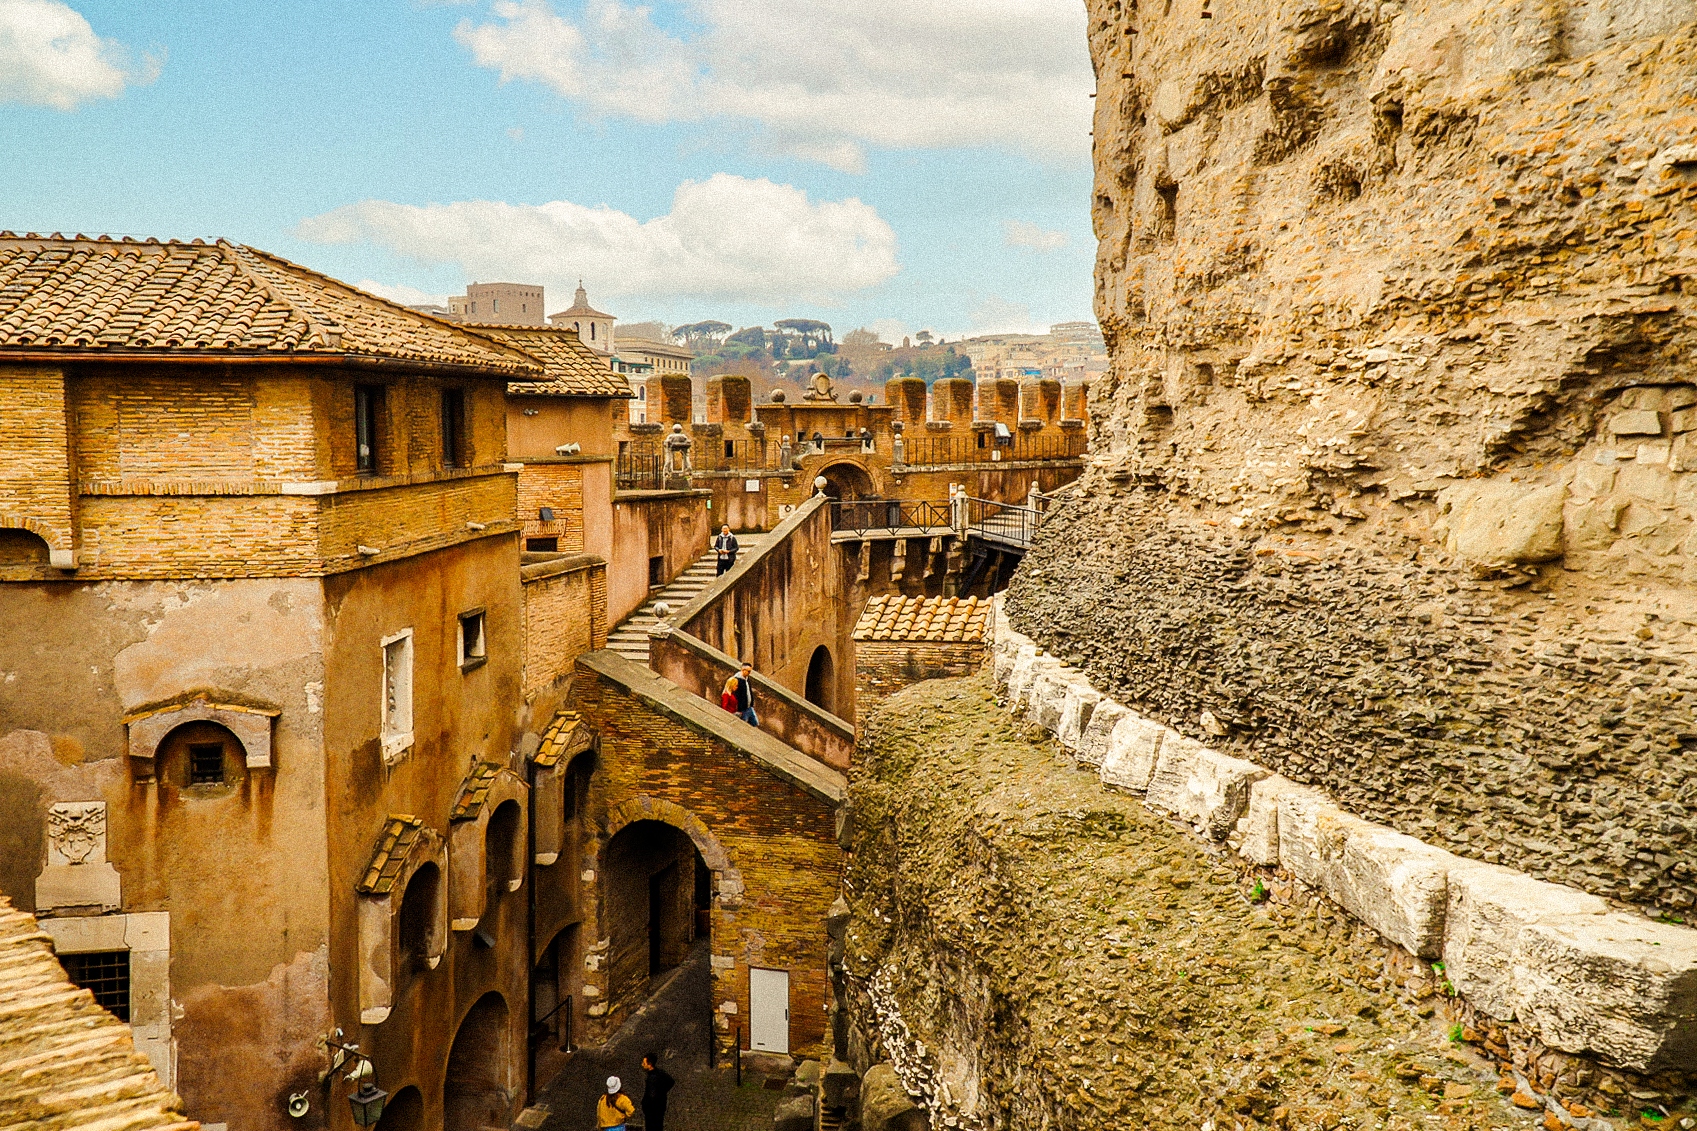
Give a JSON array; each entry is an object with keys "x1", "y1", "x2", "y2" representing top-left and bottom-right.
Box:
[{"x1": 748, "y1": 967, "x2": 790, "y2": 1054}]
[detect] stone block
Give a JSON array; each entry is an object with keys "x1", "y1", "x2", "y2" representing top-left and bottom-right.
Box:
[
  {"x1": 1442, "y1": 860, "x2": 1609, "y2": 1020},
  {"x1": 1144, "y1": 733, "x2": 1205, "y2": 818},
  {"x1": 1332, "y1": 821, "x2": 1455, "y2": 958},
  {"x1": 1672, "y1": 407, "x2": 1697, "y2": 434},
  {"x1": 1437, "y1": 480, "x2": 1565, "y2": 567},
  {"x1": 1003, "y1": 644, "x2": 1041, "y2": 705},
  {"x1": 1228, "y1": 775, "x2": 1317, "y2": 865},
  {"x1": 1610, "y1": 409, "x2": 1663, "y2": 436},
  {"x1": 1054, "y1": 682, "x2": 1103, "y2": 750},
  {"x1": 991, "y1": 647, "x2": 1017, "y2": 687},
  {"x1": 774, "y1": 1093, "x2": 816, "y2": 1131},
  {"x1": 1075, "y1": 699, "x2": 1129, "y2": 768},
  {"x1": 823, "y1": 1058, "x2": 859, "y2": 1109},
  {"x1": 1098, "y1": 713, "x2": 1166, "y2": 791},
  {"x1": 861, "y1": 1064, "x2": 925, "y2": 1131},
  {"x1": 1153, "y1": 747, "x2": 1272, "y2": 841},
  {"x1": 1022, "y1": 669, "x2": 1071, "y2": 730},
  {"x1": 1509, "y1": 913, "x2": 1697, "y2": 1073}
]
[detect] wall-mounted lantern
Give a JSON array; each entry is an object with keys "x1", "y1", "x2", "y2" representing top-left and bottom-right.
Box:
[
  {"x1": 319, "y1": 1031, "x2": 388, "y2": 1127},
  {"x1": 539, "y1": 506, "x2": 555, "y2": 521}
]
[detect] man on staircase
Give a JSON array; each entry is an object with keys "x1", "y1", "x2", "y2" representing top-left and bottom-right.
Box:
[{"x1": 713, "y1": 524, "x2": 739, "y2": 576}]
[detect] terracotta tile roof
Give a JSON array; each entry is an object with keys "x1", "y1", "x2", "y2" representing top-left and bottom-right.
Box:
[
  {"x1": 0, "y1": 233, "x2": 542, "y2": 378},
  {"x1": 356, "y1": 815, "x2": 425, "y2": 895},
  {"x1": 449, "y1": 763, "x2": 502, "y2": 822},
  {"x1": 462, "y1": 323, "x2": 632, "y2": 398},
  {"x1": 0, "y1": 897, "x2": 197, "y2": 1131},
  {"x1": 853, "y1": 595, "x2": 990, "y2": 643},
  {"x1": 533, "y1": 709, "x2": 594, "y2": 769}
]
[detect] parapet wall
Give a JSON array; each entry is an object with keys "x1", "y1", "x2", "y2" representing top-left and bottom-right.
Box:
[{"x1": 991, "y1": 599, "x2": 1697, "y2": 1080}]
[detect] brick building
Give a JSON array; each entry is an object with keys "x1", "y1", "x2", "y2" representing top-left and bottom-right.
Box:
[
  {"x1": 852, "y1": 595, "x2": 991, "y2": 720},
  {"x1": 0, "y1": 234, "x2": 552, "y2": 1131}
]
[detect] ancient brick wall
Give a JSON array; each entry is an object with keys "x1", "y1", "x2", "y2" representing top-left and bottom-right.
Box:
[
  {"x1": 515, "y1": 461, "x2": 587, "y2": 550},
  {"x1": 567, "y1": 659, "x2": 844, "y2": 1059},
  {"x1": 521, "y1": 555, "x2": 608, "y2": 704},
  {"x1": 1009, "y1": 1, "x2": 1697, "y2": 916},
  {"x1": 853, "y1": 640, "x2": 987, "y2": 723},
  {"x1": 0, "y1": 366, "x2": 75, "y2": 563}
]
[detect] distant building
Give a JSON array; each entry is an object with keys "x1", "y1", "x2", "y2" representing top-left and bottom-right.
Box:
[
  {"x1": 1050, "y1": 320, "x2": 1106, "y2": 349},
  {"x1": 614, "y1": 336, "x2": 694, "y2": 424},
  {"x1": 406, "y1": 302, "x2": 451, "y2": 317},
  {"x1": 549, "y1": 282, "x2": 616, "y2": 354},
  {"x1": 448, "y1": 282, "x2": 546, "y2": 325}
]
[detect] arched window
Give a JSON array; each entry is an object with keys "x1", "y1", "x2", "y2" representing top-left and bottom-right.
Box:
[
  {"x1": 485, "y1": 800, "x2": 523, "y2": 901},
  {"x1": 158, "y1": 721, "x2": 245, "y2": 791},
  {"x1": 398, "y1": 862, "x2": 442, "y2": 972},
  {"x1": 805, "y1": 646, "x2": 835, "y2": 714}
]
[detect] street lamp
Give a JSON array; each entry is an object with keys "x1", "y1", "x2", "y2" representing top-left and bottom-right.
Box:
[{"x1": 346, "y1": 1060, "x2": 388, "y2": 1127}]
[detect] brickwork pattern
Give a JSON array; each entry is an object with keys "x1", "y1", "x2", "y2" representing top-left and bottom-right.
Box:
[
  {"x1": 568, "y1": 665, "x2": 843, "y2": 1062},
  {"x1": 516, "y1": 463, "x2": 586, "y2": 550},
  {"x1": 854, "y1": 640, "x2": 987, "y2": 722},
  {"x1": 522, "y1": 560, "x2": 607, "y2": 702},
  {"x1": 0, "y1": 365, "x2": 73, "y2": 553}
]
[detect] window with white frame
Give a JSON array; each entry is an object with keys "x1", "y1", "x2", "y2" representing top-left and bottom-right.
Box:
[
  {"x1": 458, "y1": 609, "x2": 487, "y2": 672},
  {"x1": 381, "y1": 629, "x2": 414, "y2": 763}
]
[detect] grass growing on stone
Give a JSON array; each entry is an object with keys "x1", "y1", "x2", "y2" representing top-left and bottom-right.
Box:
[{"x1": 844, "y1": 674, "x2": 1537, "y2": 1131}]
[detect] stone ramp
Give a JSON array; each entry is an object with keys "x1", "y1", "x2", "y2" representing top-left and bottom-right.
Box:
[{"x1": 607, "y1": 533, "x2": 771, "y2": 665}]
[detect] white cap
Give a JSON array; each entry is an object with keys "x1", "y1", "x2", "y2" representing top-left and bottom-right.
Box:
[{"x1": 606, "y1": 1076, "x2": 621, "y2": 1094}]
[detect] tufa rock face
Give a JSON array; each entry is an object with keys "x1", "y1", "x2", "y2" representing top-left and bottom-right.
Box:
[{"x1": 1007, "y1": 1, "x2": 1697, "y2": 913}]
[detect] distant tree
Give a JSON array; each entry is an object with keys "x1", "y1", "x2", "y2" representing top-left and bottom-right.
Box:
[
  {"x1": 875, "y1": 360, "x2": 895, "y2": 381},
  {"x1": 841, "y1": 327, "x2": 881, "y2": 350},
  {"x1": 727, "y1": 325, "x2": 767, "y2": 349},
  {"x1": 774, "y1": 318, "x2": 835, "y2": 358},
  {"x1": 620, "y1": 320, "x2": 671, "y2": 342},
  {"x1": 915, "y1": 329, "x2": 935, "y2": 345},
  {"x1": 673, "y1": 320, "x2": 732, "y2": 346}
]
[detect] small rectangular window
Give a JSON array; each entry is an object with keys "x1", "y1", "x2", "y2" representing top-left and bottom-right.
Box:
[
  {"x1": 62, "y1": 950, "x2": 130, "y2": 1022},
  {"x1": 458, "y1": 609, "x2": 487, "y2": 672},
  {"x1": 649, "y1": 555, "x2": 665, "y2": 588},
  {"x1": 441, "y1": 388, "x2": 467, "y2": 468},
  {"x1": 526, "y1": 536, "x2": 559, "y2": 553},
  {"x1": 355, "y1": 384, "x2": 383, "y2": 474},
  {"x1": 188, "y1": 742, "x2": 224, "y2": 785},
  {"x1": 381, "y1": 629, "x2": 414, "y2": 761}
]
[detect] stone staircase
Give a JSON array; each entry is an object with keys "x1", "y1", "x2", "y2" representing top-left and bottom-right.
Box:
[{"x1": 606, "y1": 534, "x2": 770, "y2": 665}]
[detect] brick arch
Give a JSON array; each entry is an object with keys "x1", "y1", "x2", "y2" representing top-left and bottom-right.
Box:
[
  {"x1": 0, "y1": 513, "x2": 71, "y2": 558},
  {"x1": 813, "y1": 458, "x2": 882, "y2": 500},
  {"x1": 603, "y1": 795, "x2": 743, "y2": 909}
]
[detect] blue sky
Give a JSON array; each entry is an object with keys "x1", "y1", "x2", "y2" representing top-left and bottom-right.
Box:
[{"x1": 0, "y1": 0, "x2": 1096, "y2": 339}]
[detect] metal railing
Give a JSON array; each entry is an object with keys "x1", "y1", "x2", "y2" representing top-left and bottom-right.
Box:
[
  {"x1": 616, "y1": 438, "x2": 665, "y2": 490},
  {"x1": 963, "y1": 495, "x2": 1045, "y2": 550},
  {"x1": 829, "y1": 498, "x2": 954, "y2": 536},
  {"x1": 893, "y1": 430, "x2": 1087, "y2": 468},
  {"x1": 713, "y1": 437, "x2": 767, "y2": 474}
]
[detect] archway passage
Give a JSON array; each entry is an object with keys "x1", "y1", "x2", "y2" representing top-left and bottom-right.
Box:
[
  {"x1": 805, "y1": 645, "x2": 835, "y2": 714},
  {"x1": 374, "y1": 1085, "x2": 422, "y2": 1131},
  {"x1": 818, "y1": 461, "x2": 874, "y2": 501},
  {"x1": 602, "y1": 820, "x2": 707, "y2": 1017},
  {"x1": 0, "y1": 528, "x2": 50, "y2": 564},
  {"x1": 444, "y1": 992, "x2": 510, "y2": 1131}
]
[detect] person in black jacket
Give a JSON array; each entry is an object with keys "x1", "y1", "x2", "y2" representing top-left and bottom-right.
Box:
[
  {"x1": 713, "y1": 525, "x2": 739, "y2": 575},
  {"x1": 640, "y1": 1052, "x2": 674, "y2": 1131}
]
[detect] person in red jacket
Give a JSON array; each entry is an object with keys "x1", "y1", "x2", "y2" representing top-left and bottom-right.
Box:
[{"x1": 720, "y1": 675, "x2": 739, "y2": 713}]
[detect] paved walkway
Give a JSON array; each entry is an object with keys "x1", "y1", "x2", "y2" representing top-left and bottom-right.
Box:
[{"x1": 533, "y1": 942, "x2": 785, "y2": 1131}]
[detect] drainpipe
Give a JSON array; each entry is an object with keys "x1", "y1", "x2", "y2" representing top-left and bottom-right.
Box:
[{"x1": 525, "y1": 749, "x2": 537, "y2": 1107}]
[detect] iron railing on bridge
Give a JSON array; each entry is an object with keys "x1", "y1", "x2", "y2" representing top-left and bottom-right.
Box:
[
  {"x1": 829, "y1": 498, "x2": 954, "y2": 537},
  {"x1": 963, "y1": 494, "x2": 1046, "y2": 550}
]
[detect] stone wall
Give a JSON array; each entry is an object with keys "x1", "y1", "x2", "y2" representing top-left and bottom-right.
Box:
[{"x1": 1010, "y1": 0, "x2": 1697, "y2": 918}]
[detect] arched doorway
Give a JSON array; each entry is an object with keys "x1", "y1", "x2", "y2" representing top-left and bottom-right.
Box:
[
  {"x1": 0, "y1": 528, "x2": 50, "y2": 564},
  {"x1": 804, "y1": 645, "x2": 834, "y2": 714},
  {"x1": 818, "y1": 461, "x2": 874, "y2": 501},
  {"x1": 601, "y1": 820, "x2": 709, "y2": 1017},
  {"x1": 375, "y1": 1085, "x2": 422, "y2": 1131},
  {"x1": 444, "y1": 992, "x2": 510, "y2": 1131}
]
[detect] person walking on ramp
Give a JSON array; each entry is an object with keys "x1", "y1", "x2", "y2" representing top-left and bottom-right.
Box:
[{"x1": 732, "y1": 661, "x2": 759, "y2": 728}]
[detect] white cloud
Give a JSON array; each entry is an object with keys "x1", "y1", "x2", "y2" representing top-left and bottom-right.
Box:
[
  {"x1": 0, "y1": 0, "x2": 158, "y2": 110},
  {"x1": 1003, "y1": 219, "x2": 1068, "y2": 252},
  {"x1": 299, "y1": 173, "x2": 900, "y2": 306},
  {"x1": 969, "y1": 295, "x2": 1037, "y2": 333},
  {"x1": 453, "y1": 0, "x2": 1091, "y2": 172},
  {"x1": 355, "y1": 279, "x2": 450, "y2": 308}
]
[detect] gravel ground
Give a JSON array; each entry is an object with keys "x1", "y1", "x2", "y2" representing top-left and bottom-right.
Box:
[{"x1": 841, "y1": 675, "x2": 1572, "y2": 1131}]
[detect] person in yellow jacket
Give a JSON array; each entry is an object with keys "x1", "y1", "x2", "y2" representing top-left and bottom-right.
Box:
[{"x1": 597, "y1": 1076, "x2": 635, "y2": 1129}]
